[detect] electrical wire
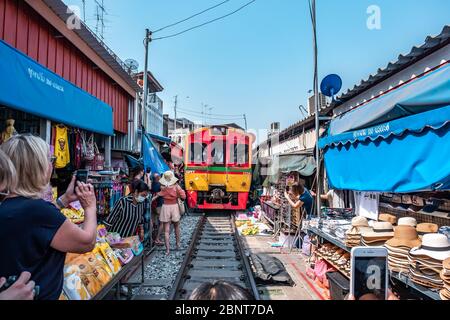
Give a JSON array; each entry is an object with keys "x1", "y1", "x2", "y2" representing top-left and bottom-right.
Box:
[
  {"x1": 152, "y1": 0, "x2": 232, "y2": 34},
  {"x1": 177, "y1": 106, "x2": 244, "y2": 118},
  {"x1": 177, "y1": 110, "x2": 244, "y2": 121},
  {"x1": 177, "y1": 110, "x2": 245, "y2": 121},
  {"x1": 153, "y1": 0, "x2": 257, "y2": 41}
]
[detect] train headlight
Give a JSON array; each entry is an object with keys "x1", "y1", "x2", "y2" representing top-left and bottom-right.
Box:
[
  {"x1": 189, "y1": 181, "x2": 194, "y2": 186},
  {"x1": 241, "y1": 182, "x2": 247, "y2": 187}
]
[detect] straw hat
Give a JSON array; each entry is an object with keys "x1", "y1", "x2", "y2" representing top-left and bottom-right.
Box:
[
  {"x1": 352, "y1": 216, "x2": 369, "y2": 228},
  {"x1": 410, "y1": 234, "x2": 450, "y2": 261},
  {"x1": 398, "y1": 217, "x2": 417, "y2": 227},
  {"x1": 444, "y1": 258, "x2": 450, "y2": 270},
  {"x1": 416, "y1": 223, "x2": 439, "y2": 235},
  {"x1": 159, "y1": 170, "x2": 178, "y2": 187},
  {"x1": 362, "y1": 221, "x2": 395, "y2": 239},
  {"x1": 379, "y1": 214, "x2": 397, "y2": 225},
  {"x1": 386, "y1": 225, "x2": 421, "y2": 249}
]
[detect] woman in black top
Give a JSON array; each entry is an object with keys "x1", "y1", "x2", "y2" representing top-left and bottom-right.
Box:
[
  {"x1": 0, "y1": 135, "x2": 97, "y2": 300},
  {"x1": 104, "y1": 180, "x2": 149, "y2": 238}
]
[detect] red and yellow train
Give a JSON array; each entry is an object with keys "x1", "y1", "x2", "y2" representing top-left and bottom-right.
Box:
[{"x1": 184, "y1": 126, "x2": 254, "y2": 211}]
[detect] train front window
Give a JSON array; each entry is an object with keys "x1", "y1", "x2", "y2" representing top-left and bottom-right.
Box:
[
  {"x1": 210, "y1": 140, "x2": 225, "y2": 165},
  {"x1": 189, "y1": 143, "x2": 207, "y2": 164},
  {"x1": 230, "y1": 143, "x2": 249, "y2": 166}
]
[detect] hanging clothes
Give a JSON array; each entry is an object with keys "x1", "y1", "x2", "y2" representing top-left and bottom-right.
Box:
[
  {"x1": 74, "y1": 131, "x2": 83, "y2": 169},
  {"x1": 54, "y1": 125, "x2": 70, "y2": 169}
]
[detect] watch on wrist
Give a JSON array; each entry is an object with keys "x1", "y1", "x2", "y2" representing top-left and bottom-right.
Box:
[{"x1": 56, "y1": 197, "x2": 67, "y2": 209}]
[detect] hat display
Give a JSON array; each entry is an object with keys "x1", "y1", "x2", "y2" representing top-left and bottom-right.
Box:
[
  {"x1": 352, "y1": 216, "x2": 369, "y2": 228},
  {"x1": 159, "y1": 170, "x2": 178, "y2": 187},
  {"x1": 397, "y1": 217, "x2": 417, "y2": 227},
  {"x1": 410, "y1": 234, "x2": 450, "y2": 261},
  {"x1": 386, "y1": 225, "x2": 421, "y2": 249},
  {"x1": 416, "y1": 223, "x2": 439, "y2": 236},
  {"x1": 378, "y1": 214, "x2": 397, "y2": 225},
  {"x1": 362, "y1": 222, "x2": 394, "y2": 239},
  {"x1": 440, "y1": 258, "x2": 450, "y2": 300}
]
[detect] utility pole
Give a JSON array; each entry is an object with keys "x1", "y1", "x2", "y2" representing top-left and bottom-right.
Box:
[
  {"x1": 174, "y1": 95, "x2": 178, "y2": 131},
  {"x1": 142, "y1": 29, "x2": 152, "y2": 132},
  {"x1": 311, "y1": 0, "x2": 322, "y2": 217},
  {"x1": 243, "y1": 114, "x2": 248, "y2": 131}
]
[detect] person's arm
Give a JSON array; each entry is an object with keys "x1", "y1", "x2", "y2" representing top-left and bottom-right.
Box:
[
  {"x1": 177, "y1": 185, "x2": 186, "y2": 200},
  {"x1": 0, "y1": 272, "x2": 35, "y2": 300},
  {"x1": 103, "y1": 198, "x2": 123, "y2": 230},
  {"x1": 50, "y1": 182, "x2": 97, "y2": 254},
  {"x1": 284, "y1": 191, "x2": 303, "y2": 209},
  {"x1": 54, "y1": 175, "x2": 77, "y2": 209}
]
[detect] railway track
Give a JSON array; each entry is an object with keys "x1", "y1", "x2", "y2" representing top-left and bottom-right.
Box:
[{"x1": 168, "y1": 213, "x2": 260, "y2": 300}]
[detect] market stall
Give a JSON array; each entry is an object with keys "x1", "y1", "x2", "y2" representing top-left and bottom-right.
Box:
[
  {"x1": 311, "y1": 62, "x2": 450, "y2": 300},
  {"x1": 59, "y1": 225, "x2": 144, "y2": 300},
  {"x1": 254, "y1": 152, "x2": 316, "y2": 248}
]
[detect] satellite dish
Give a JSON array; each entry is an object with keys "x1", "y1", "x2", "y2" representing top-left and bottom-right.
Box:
[
  {"x1": 320, "y1": 74, "x2": 342, "y2": 99},
  {"x1": 124, "y1": 59, "x2": 139, "y2": 74}
]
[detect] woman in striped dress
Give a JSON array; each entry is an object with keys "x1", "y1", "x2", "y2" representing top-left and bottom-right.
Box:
[{"x1": 104, "y1": 180, "x2": 150, "y2": 239}]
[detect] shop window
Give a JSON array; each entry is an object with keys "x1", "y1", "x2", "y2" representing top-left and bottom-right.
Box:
[{"x1": 0, "y1": 106, "x2": 41, "y2": 137}]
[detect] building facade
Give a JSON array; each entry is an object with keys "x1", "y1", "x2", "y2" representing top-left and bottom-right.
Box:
[{"x1": 0, "y1": 0, "x2": 141, "y2": 165}]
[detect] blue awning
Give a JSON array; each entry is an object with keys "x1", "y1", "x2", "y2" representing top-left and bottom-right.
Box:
[
  {"x1": 320, "y1": 65, "x2": 450, "y2": 193},
  {"x1": 329, "y1": 63, "x2": 450, "y2": 136},
  {"x1": 142, "y1": 134, "x2": 169, "y2": 175},
  {"x1": 147, "y1": 132, "x2": 171, "y2": 144},
  {"x1": 0, "y1": 40, "x2": 113, "y2": 136}
]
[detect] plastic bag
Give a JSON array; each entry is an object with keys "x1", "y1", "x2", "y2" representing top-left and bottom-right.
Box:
[
  {"x1": 97, "y1": 242, "x2": 121, "y2": 274},
  {"x1": 63, "y1": 265, "x2": 91, "y2": 300}
]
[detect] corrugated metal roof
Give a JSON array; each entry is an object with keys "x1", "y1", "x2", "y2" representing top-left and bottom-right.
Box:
[
  {"x1": 334, "y1": 25, "x2": 450, "y2": 106},
  {"x1": 42, "y1": 0, "x2": 141, "y2": 93}
]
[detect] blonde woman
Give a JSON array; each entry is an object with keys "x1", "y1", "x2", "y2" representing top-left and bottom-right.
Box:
[
  {"x1": 158, "y1": 171, "x2": 186, "y2": 255},
  {"x1": 0, "y1": 135, "x2": 97, "y2": 300}
]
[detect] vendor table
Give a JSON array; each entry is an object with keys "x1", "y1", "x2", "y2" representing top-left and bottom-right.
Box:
[
  {"x1": 260, "y1": 201, "x2": 280, "y2": 225},
  {"x1": 91, "y1": 253, "x2": 144, "y2": 300},
  {"x1": 307, "y1": 226, "x2": 441, "y2": 300}
]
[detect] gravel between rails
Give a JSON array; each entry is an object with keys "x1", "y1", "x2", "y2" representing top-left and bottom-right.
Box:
[{"x1": 132, "y1": 215, "x2": 201, "y2": 298}]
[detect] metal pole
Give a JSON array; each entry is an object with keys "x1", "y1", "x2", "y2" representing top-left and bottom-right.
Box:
[
  {"x1": 312, "y1": 0, "x2": 322, "y2": 217},
  {"x1": 243, "y1": 114, "x2": 248, "y2": 131},
  {"x1": 142, "y1": 29, "x2": 151, "y2": 133},
  {"x1": 174, "y1": 95, "x2": 178, "y2": 131}
]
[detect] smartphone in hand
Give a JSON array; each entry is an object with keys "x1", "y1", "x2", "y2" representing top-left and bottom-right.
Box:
[
  {"x1": 350, "y1": 247, "x2": 388, "y2": 300},
  {"x1": 75, "y1": 169, "x2": 89, "y2": 184}
]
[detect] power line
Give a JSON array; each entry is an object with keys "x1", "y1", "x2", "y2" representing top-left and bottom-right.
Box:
[
  {"x1": 177, "y1": 110, "x2": 244, "y2": 121},
  {"x1": 153, "y1": 0, "x2": 232, "y2": 34},
  {"x1": 177, "y1": 106, "x2": 244, "y2": 118},
  {"x1": 153, "y1": 0, "x2": 257, "y2": 41}
]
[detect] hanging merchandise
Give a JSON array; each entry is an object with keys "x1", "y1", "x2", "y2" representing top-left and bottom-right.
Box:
[
  {"x1": 83, "y1": 133, "x2": 96, "y2": 161},
  {"x1": 73, "y1": 130, "x2": 83, "y2": 169},
  {"x1": 92, "y1": 143, "x2": 105, "y2": 171},
  {"x1": 0, "y1": 119, "x2": 17, "y2": 144},
  {"x1": 353, "y1": 191, "x2": 379, "y2": 220},
  {"x1": 54, "y1": 125, "x2": 71, "y2": 169}
]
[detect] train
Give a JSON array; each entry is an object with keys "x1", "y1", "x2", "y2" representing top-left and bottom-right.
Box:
[{"x1": 184, "y1": 126, "x2": 254, "y2": 211}]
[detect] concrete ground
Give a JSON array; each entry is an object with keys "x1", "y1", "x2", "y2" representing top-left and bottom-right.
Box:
[{"x1": 241, "y1": 235, "x2": 324, "y2": 300}]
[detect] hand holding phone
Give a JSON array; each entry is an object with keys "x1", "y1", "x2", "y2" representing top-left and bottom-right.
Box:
[
  {"x1": 76, "y1": 170, "x2": 89, "y2": 184},
  {"x1": 350, "y1": 247, "x2": 388, "y2": 300}
]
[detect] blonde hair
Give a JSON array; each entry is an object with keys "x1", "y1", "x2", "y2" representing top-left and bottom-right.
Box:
[
  {"x1": 1, "y1": 135, "x2": 50, "y2": 199},
  {"x1": 0, "y1": 148, "x2": 17, "y2": 192}
]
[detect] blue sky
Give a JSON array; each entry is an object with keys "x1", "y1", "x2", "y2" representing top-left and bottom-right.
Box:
[{"x1": 64, "y1": 0, "x2": 450, "y2": 131}]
